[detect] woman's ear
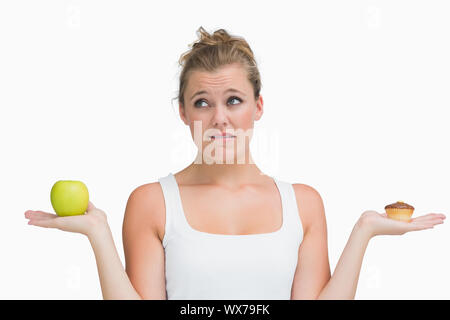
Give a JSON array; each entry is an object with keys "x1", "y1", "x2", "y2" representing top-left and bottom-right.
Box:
[
  {"x1": 254, "y1": 95, "x2": 264, "y2": 121},
  {"x1": 179, "y1": 103, "x2": 188, "y2": 125}
]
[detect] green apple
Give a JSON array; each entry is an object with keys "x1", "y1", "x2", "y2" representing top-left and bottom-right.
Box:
[{"x1": 50, "y1": 180, "x2": 89, "y2": 216}]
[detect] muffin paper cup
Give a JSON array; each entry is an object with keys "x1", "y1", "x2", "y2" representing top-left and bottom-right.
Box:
[{"x1": 386, "y1": 208, "x2": 414, "y2": 222}]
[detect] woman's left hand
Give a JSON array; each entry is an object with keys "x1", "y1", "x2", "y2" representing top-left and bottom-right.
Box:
[{"x1": 358, "y1": 210, "x2": 446, "y2": 238}]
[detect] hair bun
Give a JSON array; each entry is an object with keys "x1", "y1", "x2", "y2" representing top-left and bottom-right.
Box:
[
  {"x1": 191, "y1": 27, "x2": 236, "y2": 49},
  {"x1": 175, "y1": 26, "x2": 262, "y2": 107}
]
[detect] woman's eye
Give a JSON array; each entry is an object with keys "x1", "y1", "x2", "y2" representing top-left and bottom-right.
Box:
[
  {"x1": 229, "y1": 96, "x2": 242, "y2": 105},
  {"x1": 194, "y1": 99, "x2": 208, "y2": 108},
  {"x1": 194, "y1": 97, "x2": 242, "y2": 108}
]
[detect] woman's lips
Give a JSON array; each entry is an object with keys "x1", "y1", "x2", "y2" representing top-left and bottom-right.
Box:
[{"x1": 210, "y1": 135, "x2": 236, "y2": 140}]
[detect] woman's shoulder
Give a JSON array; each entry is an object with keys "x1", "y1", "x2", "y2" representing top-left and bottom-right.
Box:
[
  {"x1": 291, "y1": 183, "x2": 326, "y2": 234},
  {"x1": 129, "y1": 181, "x2": 166, "y2": 207},
  {"x1": 125, "y1": 181, "x2": 167, "y2": 242},
  {"x1": 292, "y1": 183, "x2": 322, "y2": 200}
]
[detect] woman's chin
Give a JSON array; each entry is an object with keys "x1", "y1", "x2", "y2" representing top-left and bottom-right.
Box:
[{"x1": 203, "y1": 151, "x2": 249, "y2": 165}]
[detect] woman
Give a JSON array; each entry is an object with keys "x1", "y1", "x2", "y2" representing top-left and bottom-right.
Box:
[{"x1": 24, "y1": 27, "x2": 445, "y2": 300}]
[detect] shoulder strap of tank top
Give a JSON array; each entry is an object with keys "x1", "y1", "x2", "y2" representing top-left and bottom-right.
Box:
[
  {"x1": 157, "y1": 172, "x2": 184, "y2": 247},
  {"x1": 272, "y1": 177, "x2": 304, "y2": 242}
]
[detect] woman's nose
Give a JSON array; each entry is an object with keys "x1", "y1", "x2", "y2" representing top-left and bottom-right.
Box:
[{"x1": 211, "y1": 104, "x2": 229, "y2": 125}]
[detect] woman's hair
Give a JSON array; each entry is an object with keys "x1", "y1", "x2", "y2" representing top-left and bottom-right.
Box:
[{"x1": 175, "y1": 26, "x2": 262, "y2": 108}]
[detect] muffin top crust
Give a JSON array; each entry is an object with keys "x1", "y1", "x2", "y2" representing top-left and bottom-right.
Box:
[{"x1": 385, "y1": 201, "x2": 414, "y2": 210}]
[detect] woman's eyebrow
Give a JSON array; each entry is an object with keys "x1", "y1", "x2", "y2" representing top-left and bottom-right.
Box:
[{"x1": 190, "y1": 88, "x2": 246, "y2": 101}]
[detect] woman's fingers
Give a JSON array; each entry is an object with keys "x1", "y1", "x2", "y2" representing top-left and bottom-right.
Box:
[
  {"x1": 410, "y1": 216, "x2": 445, "y2": 228},
  {"x1": 407, "y1": 214, "x2": 445, "y2": 232},
  {"x1": 414, "y1": 219, "x2": 444, "y2": 227},
  {"x1": 25, "y1": 210, "x2": 61, "y2": 229},
  {"x1": 27, "y1": 216, "x2": 59, "y2": 228},
  {"x1": 25, "y1": 205, "x2": 104, "y2": 236},
  {"x1": 24, "y1": 210, "x2": 57, "y2": 220},
  {"x1": 411, "y1": 213, "x2": 446, "y2": 222},
  {"x1": 408, "y1": 222, "x2": 437, "y2": 232}
]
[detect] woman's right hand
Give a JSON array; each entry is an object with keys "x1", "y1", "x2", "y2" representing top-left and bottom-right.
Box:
[{"x1": 24, "y1": 201, "x2": 108, "y2": 237}]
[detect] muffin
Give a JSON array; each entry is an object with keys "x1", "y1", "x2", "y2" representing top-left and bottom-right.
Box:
[{"x1": 385, "y1": 201, "x2": 415, "y2": 222}]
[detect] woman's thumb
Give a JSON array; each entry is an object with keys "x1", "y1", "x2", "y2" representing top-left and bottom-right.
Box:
[{"x1": 87, "y1": 201, "x2": 96, "y2": 212}]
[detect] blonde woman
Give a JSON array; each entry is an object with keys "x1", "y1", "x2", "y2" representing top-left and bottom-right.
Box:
[{"x1": 24, "y1": 27, "x2": 446, "y2": 300}]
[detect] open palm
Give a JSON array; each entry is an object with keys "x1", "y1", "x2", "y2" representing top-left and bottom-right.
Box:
[
  {"x1": 24, "y1": 201, "x2": 107, "y2": 237},
  {"x1": 360, "y1": 210, "x2": 446, "y2": 237}
]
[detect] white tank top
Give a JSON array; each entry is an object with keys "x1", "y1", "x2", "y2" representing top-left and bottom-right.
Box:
[{"x1": 157, "y1": 172, "x2": 304, "y2": 300}]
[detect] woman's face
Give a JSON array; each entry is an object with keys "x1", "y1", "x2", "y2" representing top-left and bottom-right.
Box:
[{"x1": 179, "y1": 63, "x2": 263, "y2": 164}]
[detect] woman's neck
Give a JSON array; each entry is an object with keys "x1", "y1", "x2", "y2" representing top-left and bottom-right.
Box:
[{"x1": 177, "y1": 161, "x2": 268, "y2": 190}]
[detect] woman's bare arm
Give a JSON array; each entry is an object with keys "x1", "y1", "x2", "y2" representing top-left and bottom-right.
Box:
[
  {"x1": 316, "y1": 220, "x2": 370, "y2": 299},
  {"x1": 26, "y1": 201, "x2": 142, "y2": 300},
  {"x1": 88, "y1": 224, "x2": 142, "y2": 299},
  {"x1": 122, "y1": 183, "x2": 167, "y2": 299},
  {"x1": 288, "y1": 185, "x2": 445, "y2": 300},
  {"x1": 26, "y1": 184, "x2": 168, "y2": 300},
  {"x1": 317, "y1": 210, "x2": 445, "y2": 299},
  {"x1": 89, "y1": 183, "x2": 167, "y2": 299}
]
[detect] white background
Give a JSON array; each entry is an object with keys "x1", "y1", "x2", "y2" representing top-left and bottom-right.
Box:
[{"x1": 1, "y1": 0, "x2": 449, "y2": 299}]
